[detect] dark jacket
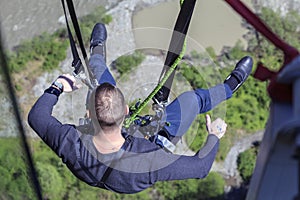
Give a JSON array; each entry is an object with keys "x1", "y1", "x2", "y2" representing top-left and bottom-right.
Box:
[{"x1": 28, "y1": 92, "x2": 219, "y2": 194}]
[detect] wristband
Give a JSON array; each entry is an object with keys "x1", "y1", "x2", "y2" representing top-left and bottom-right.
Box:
[
  {"x1": 44, "y1": 86, "x2": 62, "y2": 97},
  {"x1": 52, "y1": 80, "x2": 64, "y2": 92}
]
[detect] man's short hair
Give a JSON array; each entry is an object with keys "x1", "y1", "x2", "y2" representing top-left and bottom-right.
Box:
[{"x1": 94, "y1": 83, "x2": 126, "y2": 128}]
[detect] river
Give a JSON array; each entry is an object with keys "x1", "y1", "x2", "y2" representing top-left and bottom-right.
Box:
[
  {"x1": 1, "y1": 0, "x2": 252, "y2": 52},
  {"x1": 133, "y1": 0, "x2": 253, "y2": 54}
]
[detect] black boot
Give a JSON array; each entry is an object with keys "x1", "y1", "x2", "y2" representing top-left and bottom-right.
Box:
[
  {"x1": 224, "y1": 56, "x2": 253, "y2": 93},
  {"x1": 90, "y1": 23, "x2": 107, "y2": 57}
]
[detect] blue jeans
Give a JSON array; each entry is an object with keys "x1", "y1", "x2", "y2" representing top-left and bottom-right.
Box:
[
  {"x1": 89, "y1": 54, "x2": 232, "y2": 141},
  {"x1": 89, "y1": 54, "x2": 116, "y2": 86}
]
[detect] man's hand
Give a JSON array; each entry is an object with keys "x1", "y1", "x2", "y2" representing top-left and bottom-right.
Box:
[
  {"x1": 205, "y1": 114, "x2": 227, "y2": 139},
  {"x1": 56, "y1": 74, "x2": 81, "y2": 93}
]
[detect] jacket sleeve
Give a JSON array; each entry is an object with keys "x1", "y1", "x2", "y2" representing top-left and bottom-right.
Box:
[
  {"x1": 151, "y1": 134, "x2": 219, "y2": 182},
  {"x1": 28, "y1": 92, "x2": 78, "y2": 160}
]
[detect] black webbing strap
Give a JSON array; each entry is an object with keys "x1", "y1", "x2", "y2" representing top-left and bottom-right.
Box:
[
  {"x1": 99, "y1": 166, "x2": 113, "y2": 186},
  {"x1": 153, "y1": 0, "x2": 196, "y2": 103},
  {"x1": 61, "y1": 0, "x2": 97, "y2": 88},
  {"x1": 65, "y1": 0, "x2": 87, "y2": 60},
  {"x1": 98, "y1": 135, "x2": 133, "y2": 186},
  {"x1": 61, "y1": 0, "x2": 82, "y2": 75}
]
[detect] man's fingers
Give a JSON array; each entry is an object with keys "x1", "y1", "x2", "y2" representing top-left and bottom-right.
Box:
[
  {"x1": 205, "y1": 114, "x2": 211, "y2": 131},
  {"x1": 205, "y1": 116, "x2": 227, "y2": 139}
]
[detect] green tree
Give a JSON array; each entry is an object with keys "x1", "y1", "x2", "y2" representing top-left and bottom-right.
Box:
[
  {"x1": 36, "y1": 162, "x2": 64, "y2": 199},
  {"x1": 237, "y1": 147, "x2": 257, "y2": 183},
  {"x1": 112, "y1": 51, "x2": 145, "y2": 77},
  {"x1": 154, "y1": 172, "x2": 225, "y2": 200},
  {"x1": 0, "y1": 138, "x2": 36, "y2": 199},
  {"x1": 197, "y1": 172, "x2": 225, "y2": 200}
]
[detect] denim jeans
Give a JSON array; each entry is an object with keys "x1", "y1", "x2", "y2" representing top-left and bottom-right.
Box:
[
  {"x1": 89, "y1": 54, "x2": 232, "y2": 142},
  {"x1": 89, "y1": 54, "x2": 116, "y2": 86}
]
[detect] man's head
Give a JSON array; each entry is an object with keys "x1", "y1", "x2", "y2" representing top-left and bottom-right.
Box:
[{"x1": 90, "y1": 83, "x2": 127, "y2": 132}]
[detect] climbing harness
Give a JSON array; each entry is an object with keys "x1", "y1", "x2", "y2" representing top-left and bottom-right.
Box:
[{"x1": 121, "y1": 0, "x2": 197, "y2": 153}]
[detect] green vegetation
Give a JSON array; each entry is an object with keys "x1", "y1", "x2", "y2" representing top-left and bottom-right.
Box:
[
  {"x1": 154, "y1": 172, "x2": 225, "y2": 200},
  {"x1": 7, "y1": 31, "x2": 68, "y2": 73},
  {"x1": 79, "y1": 6, "x2": 113, "y2": 46},
  {"x1": 237, "y1": 147, "x2": 258, "y2": 183},
  {"x1": 0, "y1": 138, "x2": 36, "y2": 200},
  {"x1": 112, "y1": 51, "x2": 146, "y2": 77},
  {"x1": 181, "y1": 48, "x2": 269, "y2": 155},
  {"x1": 180, "y1": 6, "x2": 300, "y2": 156},
  {"x1": 5, "y1": 5, "x2": 112, "y2": 81},
  {"x1": 0, "y1": 138, "x2": 225, "y2": 200}
]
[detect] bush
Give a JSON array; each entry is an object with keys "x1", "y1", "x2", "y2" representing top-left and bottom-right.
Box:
[
  {"x1": 36, "y1": 162, "x2": 64, "y2": 200},
  {"x1": 0, "y1": 138, "x2": 36, "y2": 200},
  {"x1": 197, "y1": 172, "x2": 225, "y2": 200},
  {"x1": 113, "y1": 51, "x2": 145, "y2": 77},
  {"x1": 237, "y1": 147, "x2": 257, "y2": 183},
  {"x1": 154, "y1": 172, "x2": 225, "y2": 200},
  {"x1": 8, "y1": 32, "x2": 68, "y2": 73},
  {"x1": 7, "y1": 6, "x2": 111, "y2": 75}
]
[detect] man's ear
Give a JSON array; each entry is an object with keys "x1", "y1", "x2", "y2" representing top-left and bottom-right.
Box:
[{"x1": 125, "y1": 105, "x2": 129, "y2": 115}]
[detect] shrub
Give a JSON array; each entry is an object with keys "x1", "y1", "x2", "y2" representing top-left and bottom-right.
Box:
[
  {"x1": 113, "y1": 51, "x2": 145, "y2": 77},
  {"x1": 197, "y1": 172, "x2": 225, "y2": 200},
  {"x1": 0, "y1": 138, "x2": 36, "y2": 199},
  {"x1": 154, "y1": 172, "x2": 225, "y2": 200},
  {"x1": 237, "y1": 147, "x2": 257, "y2": 183}
]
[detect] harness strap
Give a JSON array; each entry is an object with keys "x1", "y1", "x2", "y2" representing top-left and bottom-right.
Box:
[
  {"x1": 65, "y1": 0, "x2": 87, "y2": 59},
  {"x1": 61, "y1": 0, "x2": 82, "y2": 75},
  {"x1": 61, "y1": 0, "x2": 97, "y2": 89},
  {"x1": 98, "y1": 135, "x2": 133, "y2": 186},
  {"x1": 154, "y1": 0, "x2": 196, "y2": 103},
  {"x1": 225, "y1": 0, "x2": 299, "y2": 102}
]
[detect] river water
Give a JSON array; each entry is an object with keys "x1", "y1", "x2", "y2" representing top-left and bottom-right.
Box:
[
  {"x1": 1, "y1": 0, "x2": 252, "y2": 52},
  {"x1": 133, "y1": 0, "x2": 253, "y2": 53}
]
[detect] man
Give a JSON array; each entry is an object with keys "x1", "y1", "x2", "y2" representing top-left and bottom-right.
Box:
[{"x1": 28, "y1": 23, "x2": 253, "y2": 194}]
